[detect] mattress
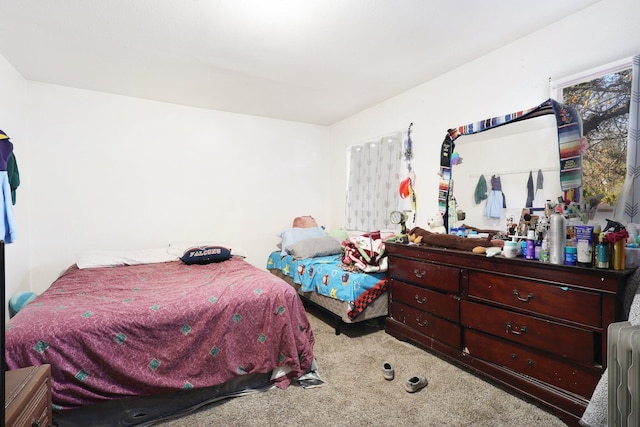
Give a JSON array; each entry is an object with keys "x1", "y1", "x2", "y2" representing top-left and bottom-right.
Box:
[{"x1": 270, "y1": 268, "x2": 388, "y2": 323}]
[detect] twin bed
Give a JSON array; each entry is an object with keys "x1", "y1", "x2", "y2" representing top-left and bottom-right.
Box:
[
  {"x1": 267, "y1": 221, "x2": 389, "y2": 334},
  {"x1": 266, "y1": 252, "x2": 388, "y2": 334}
]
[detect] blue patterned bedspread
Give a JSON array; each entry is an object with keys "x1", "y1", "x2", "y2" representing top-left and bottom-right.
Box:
[{"x1": 267, "y1": 251, "x2": 385, "y2": 304}]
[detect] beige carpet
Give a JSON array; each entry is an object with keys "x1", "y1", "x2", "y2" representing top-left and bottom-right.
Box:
[{"x1": 157, "y1": 306, "x2": 568, "y2": 427}]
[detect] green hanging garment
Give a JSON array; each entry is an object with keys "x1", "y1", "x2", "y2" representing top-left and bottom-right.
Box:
[{"x1": 474, "y1": 175, "x2": 487, "y2": 205}]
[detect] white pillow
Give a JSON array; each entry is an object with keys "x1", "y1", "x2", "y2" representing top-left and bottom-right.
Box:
[{"x1": 77, "y1": 247, "x2": 178, "y2": 269}]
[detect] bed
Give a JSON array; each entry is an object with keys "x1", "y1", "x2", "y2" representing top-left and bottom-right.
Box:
[
  {"x1": 266, "y1": 251, "x2": 388, "y2": 335},
  {"x1": 4, "y1": 247, "x2": 315, "y2": 418}
]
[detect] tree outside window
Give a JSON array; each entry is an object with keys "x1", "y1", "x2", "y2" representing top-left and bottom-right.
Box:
[{"x1": 554, "y1": 60, "x2": 632, "y2": 211}]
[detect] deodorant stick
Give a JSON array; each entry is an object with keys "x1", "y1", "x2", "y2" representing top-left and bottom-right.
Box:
[{"x1": 549, "y1": 213, "x2": 566, "y2": 265}]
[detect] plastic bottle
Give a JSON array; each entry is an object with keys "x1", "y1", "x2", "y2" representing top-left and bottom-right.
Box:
[
  {"x1": 591, "y1": 225, "x2": 601, "y2": 267},
  {"x1": 565, "y1": 246, "x2": 577, "y2": 266},
  {"x1": 549, "y1": 213, "x2": 566, "y2": 265},
  {"x1": 595, "y1": 233, "x2": 609, "y2": 269},
  {"x1": 539, "y1": 235, "x2": 550, "y2": 263},
  {"x1": 525, "y1": 230, "x2": 535, "y2": 260}
]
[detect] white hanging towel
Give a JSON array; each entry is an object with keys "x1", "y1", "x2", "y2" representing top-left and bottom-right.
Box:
[{"x1": 533, "y1": 169, "x2": 545, "y2": 208}]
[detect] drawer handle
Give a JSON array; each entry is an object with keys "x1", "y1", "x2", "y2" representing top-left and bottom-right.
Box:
[
  {"x1": 527, "y1": 359, "x2": 534, "y2": 366},
  {"x1": 415, "y1": 316, "x2": 429, "y2": 327},
  {"x1": 413, "y1": 269, "x2": 426, "y2": 278},
  {"x1": 513, "y1": 290, "x2": 534, "y2": 302},
  {"x1": 32, "y1": 421, "x2": 41, "y2": 427},
  {"x1": 415, "y1": 295, "x2": 427, "y2": 304},
  {"x1": 506, "y1": 322, "x2": 527, "y2": 335}
]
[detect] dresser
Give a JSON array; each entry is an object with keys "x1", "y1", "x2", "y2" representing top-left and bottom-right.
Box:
[
  {"x1": 385, "y1": 242, "x2": 633, "y2": 427},
  {"x1": 5, "y1": 365, "x2": 52, "y2": 427}
]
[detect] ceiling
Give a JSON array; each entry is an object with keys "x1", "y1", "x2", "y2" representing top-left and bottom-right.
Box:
[{"x1": 0, "y1": 0, "x2": 601, "y2": 125}]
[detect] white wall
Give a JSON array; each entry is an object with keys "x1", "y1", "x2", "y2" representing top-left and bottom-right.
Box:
[
  {"x1": 22, "y1": 83, "x2": 329, "y2": 293},
  {"x1": 0, "y1": 55, "x2": 31, "y2": 314},
  {"x1": 3, "y1": 0, "x2": 640, "y2": 309},
  {"x1": 328, "y1": 0, "x2": 640, "y2": 233}
]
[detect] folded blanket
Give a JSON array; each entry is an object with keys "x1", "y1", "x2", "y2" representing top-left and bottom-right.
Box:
[{"x1": 342, "y1": 231, "x2": 390, "y2": 272}]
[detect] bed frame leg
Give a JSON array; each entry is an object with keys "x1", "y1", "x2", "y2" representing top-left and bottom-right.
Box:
[{"x1": 334, "y1": 317, "x2": 341, "y2": 335}]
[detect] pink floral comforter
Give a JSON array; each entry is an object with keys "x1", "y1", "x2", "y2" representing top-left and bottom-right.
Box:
[{"x1": 5, "y1": 258, "x2": 315, "y2": 410}]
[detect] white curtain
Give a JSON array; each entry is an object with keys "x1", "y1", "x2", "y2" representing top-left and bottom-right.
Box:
[
  {"x1": 614, "y1": 54, "x2": 640, "y2": 224},
  {"x1": 345, "y1": 134, "x2": 402, "y2": 231}
]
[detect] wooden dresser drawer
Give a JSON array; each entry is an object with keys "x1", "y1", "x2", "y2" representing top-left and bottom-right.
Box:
[
  {"x1": 465, "y1": 329, "x2": 599, "y2": 399},
  {"x1": 461, "y1": 300, "x2": 595, "y2": 363},
  {"x1": 391, "y1": 279, "x2": 460, "y2": 322},
  {"x1": 5, "y1": 365, "x2": 52, "y2": 427},
  {"x1": 467, "y1": 270, "x2": 601, "y2": 327},
  {"x1": 391, "y1": 301, "x2": 461, "y2": 348},
  {"x1": 389, "y1": 257, "x2": 460, "y2": 293},
  {"x1": 384, "y1": 242, "x2": 633, "y2": 426}
]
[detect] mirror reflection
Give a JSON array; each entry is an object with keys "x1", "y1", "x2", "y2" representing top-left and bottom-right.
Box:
[{"x1": 448, "y1": 114, "x2": 561, "y2": 232}]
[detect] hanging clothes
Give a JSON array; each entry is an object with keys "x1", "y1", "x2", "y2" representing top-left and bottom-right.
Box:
[
  {"x1": 7, "y1": 152, "x2": 19, "y2": 205},
  {"x1": 533, "y1": 169, "x2": 545, "y2": 208},
  {"x1": 525, "y1": 171, "x2": 534, "y2": 208},
  {"x1": 437, "y1": 129, "x2": 459, "y2": 231},
  {"x1": 486, "y1": 174, "x2": 505, "y2": 219},
  {"x1": 474, "y1": 175, "x2": 487, "y2": 205},
  {"x1": 0, "y1": 130, "x2": 11, "y2": 167},
  {"x1": 1, "y1": 129, "x2": 17, "y2": 243}
]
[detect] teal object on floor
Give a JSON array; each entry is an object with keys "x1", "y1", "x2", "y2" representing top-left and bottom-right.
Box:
[{"x1": 8, "y1": 291, "x2": 37, "y2": 318}]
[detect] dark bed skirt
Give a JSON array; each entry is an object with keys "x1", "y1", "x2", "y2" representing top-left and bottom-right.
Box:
[{"x1": 53, "y1": 372, "x2": 274, "y2": 427}]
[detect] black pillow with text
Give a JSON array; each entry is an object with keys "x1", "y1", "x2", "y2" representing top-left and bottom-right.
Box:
[{"x1": 181, "y1": 246, "x2": 231, "y2": 264}]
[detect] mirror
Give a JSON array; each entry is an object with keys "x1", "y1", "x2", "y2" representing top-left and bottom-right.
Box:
[{"x1": 448, "y1": 114, "x2": 562, "y2": 233}]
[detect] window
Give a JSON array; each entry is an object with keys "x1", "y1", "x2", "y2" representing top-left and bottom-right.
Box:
[
  {"x1": 551, "y1": 57, "x2": 633, "y2": 216},
  {"x1": 345, "y1": 133, "x2": 403, "y2": 231}
]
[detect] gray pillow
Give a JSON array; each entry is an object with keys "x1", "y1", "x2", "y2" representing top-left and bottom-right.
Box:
[{"x1": 286, "y1": 236, "x2": 342, "y2": 259}]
